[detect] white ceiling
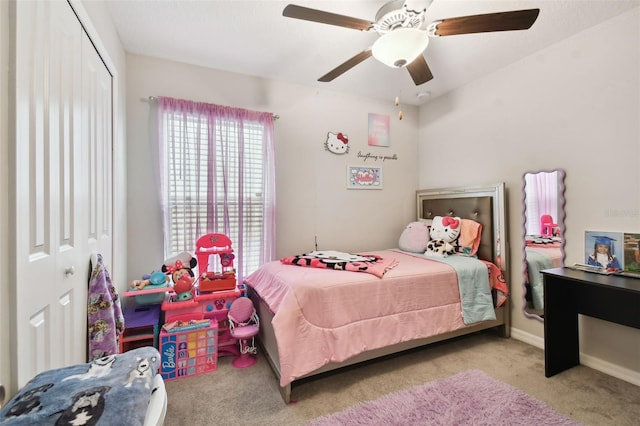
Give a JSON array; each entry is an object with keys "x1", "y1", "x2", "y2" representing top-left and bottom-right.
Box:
[{"x1": 105, "y1": 0, "x2": 639, "y2": 106}]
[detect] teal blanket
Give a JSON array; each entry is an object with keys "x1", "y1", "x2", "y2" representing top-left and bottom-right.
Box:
[
  {"x1": 422, "y1": 254, "x2": 496, "y2": 324},
  {"x1": 525, "y1": 248, "x2": 553, "y2": 310}
]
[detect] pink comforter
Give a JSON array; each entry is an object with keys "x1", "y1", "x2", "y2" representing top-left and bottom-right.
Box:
[{"x1": 245, "y1": 250, "x2": 471, "y2": 387}]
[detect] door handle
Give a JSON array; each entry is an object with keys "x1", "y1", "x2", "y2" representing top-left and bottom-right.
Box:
[{"x1": 64, "y1": 266, "x2": 75, "y2": 276}]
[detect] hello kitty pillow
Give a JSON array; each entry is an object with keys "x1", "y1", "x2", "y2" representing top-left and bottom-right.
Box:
[{"x1": 424, "y1": 216, "x2": 461, "y2": 257}]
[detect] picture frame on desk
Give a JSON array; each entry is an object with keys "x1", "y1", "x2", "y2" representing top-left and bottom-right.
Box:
[
  {"x1": 623, "y1": 233, "x2": 640, "y2": 274},
  {"x1": 584, "y1": 231, "x2": 640, "y2": 274},
  {"x1": 584, "y1": 231, "x2": 624, "y2": 271}
]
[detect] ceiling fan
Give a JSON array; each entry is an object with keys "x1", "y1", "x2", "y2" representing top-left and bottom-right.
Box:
[{"x1": 283, "y1": 0, "x2": 540, "y2": 85}]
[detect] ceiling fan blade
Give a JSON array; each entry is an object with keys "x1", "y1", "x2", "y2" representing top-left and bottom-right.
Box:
[
  {"x1": 318, "y1": 50, "x2": 373, "y2": 82},
  {"x1": 406, "y1": 55, "x2": 433, "y2": 86},
  {"x1": 283, "y1": 4, "x2": 374, "y2": 31},
  {"x1": 432, "y1": 9, "x2": 540, "y2": 36}
]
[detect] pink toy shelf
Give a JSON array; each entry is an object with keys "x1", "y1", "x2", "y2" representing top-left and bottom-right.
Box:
[
  {"x1": 161, "y1": 286, "x2": 244, "y2": 358},
  {"x1": 159, "y1": 321, "x2": 218, "y2": 381}
]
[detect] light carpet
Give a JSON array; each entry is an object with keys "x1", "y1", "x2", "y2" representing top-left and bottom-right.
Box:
[{"x1": 307, "y1": 369, "x2": 580, "y2": 425}]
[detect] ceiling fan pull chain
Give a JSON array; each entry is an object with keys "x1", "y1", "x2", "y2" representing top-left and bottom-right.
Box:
[{"x1": 395, "y1": 96, "x2": 403, "y2": 120}]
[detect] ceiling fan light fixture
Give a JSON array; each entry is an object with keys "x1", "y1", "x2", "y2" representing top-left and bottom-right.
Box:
[{"x1": 372, "y1": 28, "x2": 429, "y2": 68}]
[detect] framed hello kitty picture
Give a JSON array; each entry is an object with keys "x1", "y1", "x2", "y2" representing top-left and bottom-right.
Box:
[{"x1": 347, "y1": 165, "x2": 383, "y2": 190}]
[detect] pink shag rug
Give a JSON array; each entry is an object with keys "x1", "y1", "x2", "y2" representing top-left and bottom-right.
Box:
[{"x1": 307, "y1": 369, "x2": 581, "y2": 425}]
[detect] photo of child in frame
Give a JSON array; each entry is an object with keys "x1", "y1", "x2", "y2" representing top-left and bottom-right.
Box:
[
  {"x1": 623, "y1": 233, "x2": 640, "y2": 273},
  {"x1": 584, "y1": 231, "x2": 623, "y2": 272}
]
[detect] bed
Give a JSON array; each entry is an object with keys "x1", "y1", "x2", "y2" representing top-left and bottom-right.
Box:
[
  {"x1": 0, "y1": 346, "x2": 166, "y2": 426},
  {"x1": 524, "y1": 236, "x2": 564, "y2": 311},
  {"x1": 245, "y1": 183, "x2": 510, "y2": 403}
]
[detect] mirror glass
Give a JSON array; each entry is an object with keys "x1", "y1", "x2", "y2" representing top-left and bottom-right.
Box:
[{"x1": 522, "y1": 169, "x2": 566, "y2": 320}]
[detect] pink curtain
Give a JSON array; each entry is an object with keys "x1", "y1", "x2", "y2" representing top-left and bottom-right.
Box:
[{"x1": 157, "y1": 96, "x2": 275, "y2": 282}]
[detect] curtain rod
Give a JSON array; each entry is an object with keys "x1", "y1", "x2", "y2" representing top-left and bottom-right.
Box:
[{"x1": 147, "y1": 96, "x2": 279, "y2": 120}]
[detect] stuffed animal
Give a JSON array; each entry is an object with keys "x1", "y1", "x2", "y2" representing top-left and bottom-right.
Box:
[
  {"x1": 130, "y1": 271, "x2": 168, "y2": 290},
  {"x1": 161, "y1": 252, "x2": 198, "y2": 285},
  {"x1": 398, "y1": 221, "x2": 430, "y2": 253},
  {"x1": 424, "y1": 216, "x2": 461, "y2": 257},
  {"x1": 129, "y1": 252, "x2": 197, "y2": 291}
]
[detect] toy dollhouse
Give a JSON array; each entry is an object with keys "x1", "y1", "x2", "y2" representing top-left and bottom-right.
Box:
[
  {"x1": 159, "y1": 233, "x2": 246, "y2": 374},
  {"x1": 195, "y1": 233, "x2": 237, "y2": 292},
  {"x1": 123, "y1": 233, "x2": 252, "y2": 379}
]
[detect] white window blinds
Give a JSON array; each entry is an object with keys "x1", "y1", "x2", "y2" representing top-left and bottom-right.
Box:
[{"x1": 158, "y1": 97, "x2": 275, "y2": 280}]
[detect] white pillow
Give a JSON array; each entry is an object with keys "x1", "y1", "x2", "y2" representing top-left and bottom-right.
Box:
[{"x1": 398, "y1": 221, "x2": 431, "y2": 253}]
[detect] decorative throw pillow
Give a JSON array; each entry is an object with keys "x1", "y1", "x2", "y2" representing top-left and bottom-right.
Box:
[
  {"x1": 424, "y1": 216, "x2": 461, "y2": 257},
  {"x1": 456, "y1": 218, "x2": 483, "y2": 257},
  {"x1": 398, "y1": 221, "x2": 431, "y2": 253}
]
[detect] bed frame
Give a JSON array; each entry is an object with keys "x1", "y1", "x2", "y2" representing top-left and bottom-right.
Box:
[{"x1": 249, "y1": 183, "x2": 510, "y2": 403}]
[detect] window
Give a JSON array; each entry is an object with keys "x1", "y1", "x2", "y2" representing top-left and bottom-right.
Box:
[{"x1": 157, "y1": 97, "x2": 275, "y2": 281}]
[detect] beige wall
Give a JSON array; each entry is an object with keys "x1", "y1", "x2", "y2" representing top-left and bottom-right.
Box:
[
  {"x1": 125, "y1": 55, "x2": 419, "y2": 280},
  {"x1": 419, "y1": 8, "x2": 640, "y2": 382}
]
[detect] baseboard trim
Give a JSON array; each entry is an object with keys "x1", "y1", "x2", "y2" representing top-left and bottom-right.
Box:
[
  {"x1": 510, "y1": 327, "x2": 640, "y2": 387},
  {"x1": 579, "y1": 353, "x2": 640, "y2": 387},
  {"x1": 510, "y1": 327, "x2": 544, "y2": 349}
]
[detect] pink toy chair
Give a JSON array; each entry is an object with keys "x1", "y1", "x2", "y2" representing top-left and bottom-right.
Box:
[
  {"x1": 540, "y1": 214, "x2": 558, "y2": 237},
  {"x1": 227, "y1": 297, "x2": 260, "y2": 368}
]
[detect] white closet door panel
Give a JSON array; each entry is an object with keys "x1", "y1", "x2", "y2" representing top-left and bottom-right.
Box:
[
  {"x1": 14, "y1": 0, "x2": 86, "y2": 387},
  {"x1": 83, "y1": 32, "x2": 113, "y2": 264}
]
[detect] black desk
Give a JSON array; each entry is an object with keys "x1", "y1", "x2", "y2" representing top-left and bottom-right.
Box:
[{"x1": 542, "y1": 267, "x2": 640, "y2": 377}]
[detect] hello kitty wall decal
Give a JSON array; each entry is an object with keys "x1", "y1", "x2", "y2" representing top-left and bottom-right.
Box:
[
  {"x1": 324, "y1": 132, "x2": 398, "y2": 162},
  {"x1": 325, "y1": 132, "x2": 350, "y2": 155}
]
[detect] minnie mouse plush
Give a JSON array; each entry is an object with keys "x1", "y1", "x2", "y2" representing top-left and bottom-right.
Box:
[
  {"x1": 162, "y1": 252, "x2": 198, "y2": 284},
  {"x1": 162, "y1": 252, "x2": 198, "y2": 301}
]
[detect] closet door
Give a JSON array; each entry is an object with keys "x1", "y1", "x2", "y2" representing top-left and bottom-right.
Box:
[
  {"x1": 12, "y1": 0, "x2": 113, "y2": 388},
  {"x1": 83, "y1": 27, "x2": 113, "y2": 270}
]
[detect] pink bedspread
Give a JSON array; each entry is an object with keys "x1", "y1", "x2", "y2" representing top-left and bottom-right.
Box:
[{"x1": 245, "y1": 250, "x2": 473, "y2": 387}]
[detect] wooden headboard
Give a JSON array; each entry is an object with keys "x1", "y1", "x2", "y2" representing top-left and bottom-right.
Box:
[{"x1": 416, "y1": 183, "x2": 508, "y2": 274}]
